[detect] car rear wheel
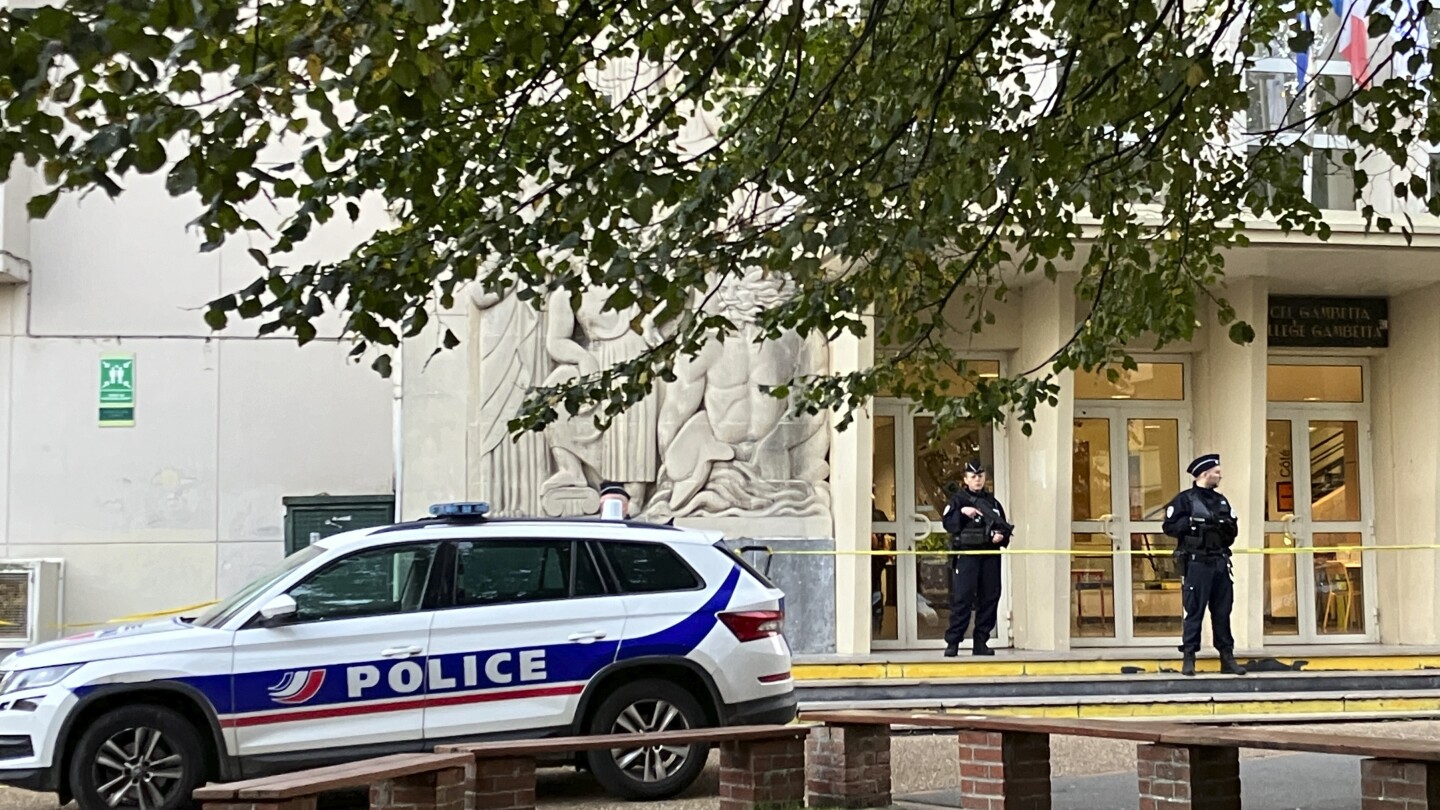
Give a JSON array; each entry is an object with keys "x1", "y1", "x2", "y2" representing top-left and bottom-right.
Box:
[
  {"x1": 585, "y1": 679, "x2": 710, "y2": 800},
  {"x1": 69, "y1": 705, "x2": 206, "y2": 810}
]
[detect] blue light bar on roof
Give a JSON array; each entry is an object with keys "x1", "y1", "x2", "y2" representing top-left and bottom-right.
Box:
[{"x1": 429, "y1": 501, "x2": 491, "y2": 518}]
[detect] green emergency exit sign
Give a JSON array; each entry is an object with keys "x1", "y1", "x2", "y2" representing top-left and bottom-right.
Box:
[{"x1": 99, "y1": 354, "x2": 135, "y2": 427}]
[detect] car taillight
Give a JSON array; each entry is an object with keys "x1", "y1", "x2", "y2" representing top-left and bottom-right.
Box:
[{"x1": 719, "y1": 610, "x2": 783, "y2": 642}]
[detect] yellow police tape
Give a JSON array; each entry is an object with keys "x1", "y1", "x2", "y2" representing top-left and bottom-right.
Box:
[
  {"x1": 35, "y1": 544, "x2": 1439, "y2": 632},
  {"x1": 50, "y1": 600, "x2": 221, "y2": 630},
  {"x1": 744, "y1": 544, "x2": 1440, "y2": 557}
]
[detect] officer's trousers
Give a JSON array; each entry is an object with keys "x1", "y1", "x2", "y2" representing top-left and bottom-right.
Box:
[
  {"x1": 946, "y1": 554, "x2": 1002, "y2": 646},
  {"x1": 1180, "y1": 555, "x2": 1234, "y2": 654}
]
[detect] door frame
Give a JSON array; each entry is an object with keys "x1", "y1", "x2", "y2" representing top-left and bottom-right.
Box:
[
  {"x1": 871, "y1": 399, "x2": 1011, "y2": 650},
  {"x1": 1070, "y1": 402, "x2": 1193, "y2": 648},
  {"x1": 1263, "y1": 357, "x2": 1378, "y2": 644}
]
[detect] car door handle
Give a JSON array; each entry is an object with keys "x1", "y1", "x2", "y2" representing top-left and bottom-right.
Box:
[
  {"x1": 568, "y1": 631, "x2": 607, "y2": 643},
  {"x1": 380, "y1": 646, "x2": 423, "y2": 658}
]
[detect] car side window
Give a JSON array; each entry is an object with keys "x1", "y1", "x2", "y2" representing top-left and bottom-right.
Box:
[
  {"x1": 288, "y1": 544, "x2": 439, "y2": 623},
  {"x1": 600, "y1": 542, "x2": 702, "y2": 593},
  {"x1": 455, "y1": 540, "x2": 604, "y2": 607}
]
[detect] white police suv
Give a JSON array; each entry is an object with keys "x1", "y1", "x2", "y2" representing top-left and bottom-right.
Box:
[{"x1": 0, "y1": 503, "x2": 796, "y2": 810}]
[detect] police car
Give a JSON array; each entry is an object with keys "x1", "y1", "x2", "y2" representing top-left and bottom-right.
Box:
[{"x1": 0, "y1": 503, "x2": 796, "y2": 810}]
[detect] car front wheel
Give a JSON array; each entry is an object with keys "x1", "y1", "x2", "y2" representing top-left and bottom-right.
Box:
[
  {"x1": 585, "y1": 679, "x2": 710, "y2": 800},
  {"x1": 69, "y1": 705, "x2": 206, "y2": 810}
]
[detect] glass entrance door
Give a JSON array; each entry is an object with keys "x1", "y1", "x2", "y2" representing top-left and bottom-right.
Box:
[
  {"x1": 872, "y1": 401, "x2": 1008, "y2": 649},
  {"x1": 1263, "y1": 413, "x2": 1375, "y2": 641},
  {"x1": 1070, "y1": 406, "x2": 1189, "y2": 646}
]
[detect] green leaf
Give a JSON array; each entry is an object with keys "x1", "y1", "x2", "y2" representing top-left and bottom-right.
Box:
[
  {"x1": 372, "y1": 354, "x2": 394, "y2": 377},
  {"x1": 26, "y1": 191, "x2": 60, "y2": 219},
  {"x1": 302, "y1": 148, "x2": 324, "y2": 180},
  {"x1": 134, "y1": 137, "x2": 166, "y2": 174},
  {"x1": 166, "y1": 161, "x2": 197, "y2": 196}
]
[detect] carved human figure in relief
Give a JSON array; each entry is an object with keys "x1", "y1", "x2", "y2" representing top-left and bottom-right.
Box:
[
  {"x1": 539, "y1": 289, "x2": 660, "y2": 515},
  {"x1": 652, "y1": 269, "x2": 829, "y2": 517},
  {"x1": 469, "y1": 286, "x2": 550, "y2": 517}
]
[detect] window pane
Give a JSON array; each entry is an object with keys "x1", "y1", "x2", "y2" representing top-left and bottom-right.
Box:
[
  {"x1": 1310, "y1": 421, "x2": 1362, "y2": 522},
  {"x1": 455, "y1": 540, "x2": 572, "y2": 607},
  {"x1": 1313, "y1": 75, "x2": 1355, "y2": 137},
  {"x1": 1264, "y1": 532, "x2": 1299, "y2": 636},
  {"x1": 873, "y1": 415, "x2": 897, "y2": 519},
  {"x1": 1267, "y1": 364, "x2": 1363, "y2": 402},
  {"x1": 1131, "y1": 532, "x2": 1182, "y2": 637},
  {"x1": 915, "y1": 547, "x2": 951, "y2": 642},
  {"x1": 575, "y1": 544, "x2": 607, "y2": 598},
  {"x1": 1127, "y1": 419, "x2": 1180, "y2": 521},
  {"x1": 290, "y1": 544, "x2": 437, "y2": 622},
  {"x1": 604, "y1": 542, "x2": 701, "y2": 593},
  {"x1": 1072, "y1": 418, "x2": 1113, "y2": 521},
  {"x1": 1311, "y1": 149, "x2": 1356, "y2": 210},
  {"x1": 1247, "y1": 72, "x2": 1304, "y2": 132},
  {"x1": 1314, "y1": 533, "x2": 1365, "y2": 635},
  {"x1": 1265, "y1": 420, "x2": 1297, "y2": 521},
  {"x1": 1071, "y1": 533, "x2": 1115, "y2": 639},
  {"x1": 1073, "y1": 363, "x2": 1184, "y2": 401},
  {"x1": 1247, "y1": 145, "x2": 1307, "y2": 209},
  {"x1": 913, "y1": 416, "x2": 994, "y2": 519},
  {"x1": 883, "y1": 359, "x2": 1001, "y2": 398}
]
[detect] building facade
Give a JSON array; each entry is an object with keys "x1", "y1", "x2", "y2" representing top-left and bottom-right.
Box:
[
  {"x1": 0, "y1": 169, "x2": 397, "y2": 646},
  {"x1": 393, "y1": 218, "x2": 1440, "y2": 656},
  {"x1": 5, "y1": 5, "x2": 1440, "y2": 661}
]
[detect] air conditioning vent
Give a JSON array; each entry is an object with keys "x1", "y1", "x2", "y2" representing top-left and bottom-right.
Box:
[{"x1": 0, "y1": 561, "x2": 62, "y2": 650}]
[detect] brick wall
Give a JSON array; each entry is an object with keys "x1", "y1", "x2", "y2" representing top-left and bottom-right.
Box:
[
  {"x1": 1136, "y1": 744, "x2": 1240, "y2": 810},
  {"x1": 806, "y1": 724, "x2": 892, "y2": 808},
  {"x1": 372, "y1": 767, "x2": 468, "y2": 810},
  {"x1": 467, "y1": 757, "x2": 537, "y2": 810},
  {"x1": 957, "y1": 730, "x2": 1051, "y2": 810},
  {"x1": 720, "y1": 736, "x2": 807, "y2": 810},
  {"x1": 1361, "y1": 758, "x2": 1440, "y2": 809}
]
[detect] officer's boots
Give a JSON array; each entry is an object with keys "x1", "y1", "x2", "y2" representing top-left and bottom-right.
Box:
[
  {"x1": 1220, "y1": 651, "x2": 1248, "y2": 676},
  {"x1": 1181, "y1": 653, "x2": 1196, "y2": 677},
  {"x1": 973, "y1": 639, "x2": 995, "y2": 656}
]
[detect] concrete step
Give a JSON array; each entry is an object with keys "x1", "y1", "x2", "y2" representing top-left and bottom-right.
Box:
[
  {"x1": 792, "y1": 650, "x2": 1440, "y2": 681},
  {"x1": 795, "y1": 665, "x2": 1440, "y2": 720}
]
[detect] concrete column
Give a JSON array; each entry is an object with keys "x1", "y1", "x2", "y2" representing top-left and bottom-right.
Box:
[
  {"x1": 829, "y1": 322, "x2": 875, "y2": 655},
  {"x1": 1192, "y1": 278, "x2": 1268, "y2": 651},
  {"x1": 1372, "y1": 282, "x2": 1440, "y2": 644},
  {"x1": 1007, "y1": 276, "x2": 1076, "y2": 651},
  {"x1": 399, "y1": 312, "x2": 470, "y2": 520}
]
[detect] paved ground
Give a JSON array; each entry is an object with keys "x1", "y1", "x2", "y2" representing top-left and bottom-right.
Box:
[{"x1": 3, "y1": 720, "x2": 1434, "y2": 810}]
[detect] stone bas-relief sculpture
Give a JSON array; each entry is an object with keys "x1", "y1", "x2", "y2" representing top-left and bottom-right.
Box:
[
  {"x1": 651, "y1": 270, "x2": 830, "y2": 517},
  {"x1": 538, "y1": 288, "x2": 661, "y2": 518},
  {"x1": 467, "y1": 277, "x2": 831, "y2": 520},
  {"x1": 465, "y1": 55, "x2": 827, "y2": 519}
]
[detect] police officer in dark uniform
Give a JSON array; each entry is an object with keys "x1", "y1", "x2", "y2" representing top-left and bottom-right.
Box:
[
  {"x1": 1162, "y1": 453, "x2": 1247, "y2": 677},
  {"x1": 941, "y1": 460, "x2": 1013, "y2": 657}
]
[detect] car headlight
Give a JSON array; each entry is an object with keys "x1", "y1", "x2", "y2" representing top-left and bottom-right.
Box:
[{"x1": 0, "y1": 665, "x2": 79, "y2": 695}]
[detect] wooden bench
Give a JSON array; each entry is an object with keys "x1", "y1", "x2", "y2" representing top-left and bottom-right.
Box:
[
  {"x1": 801, "y1": 709, "x2": 1440, "y2": 810},
  {"x1": 194, "y1": 752, "x2": 473, "y2": 810},
  {"x1": 437, "y1": 724, "x2": 812, "y2": 810}
]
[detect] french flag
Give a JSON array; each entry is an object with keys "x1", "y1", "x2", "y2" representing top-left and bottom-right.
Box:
[{"x1": 1333, "y1": 0, "x2": 1370, "y2": 84}]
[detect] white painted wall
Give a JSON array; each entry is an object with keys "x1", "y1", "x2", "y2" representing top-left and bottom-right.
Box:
[{"x1": 0, "y1": 172, "x2": 395, "y2": 631}]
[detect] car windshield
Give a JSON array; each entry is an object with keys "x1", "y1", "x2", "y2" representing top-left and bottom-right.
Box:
[{"x1": 191, "y1": 545, "x2": 327, "y2": 629}]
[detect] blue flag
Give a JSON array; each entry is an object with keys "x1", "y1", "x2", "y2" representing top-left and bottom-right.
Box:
[{"x1": 1296, "y1": 10, "x2": 1311, "y2": 86}]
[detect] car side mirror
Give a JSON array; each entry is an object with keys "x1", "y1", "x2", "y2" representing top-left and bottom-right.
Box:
[{"x1": 258, "y1": 594, "x2": 298, "y2": 626}]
